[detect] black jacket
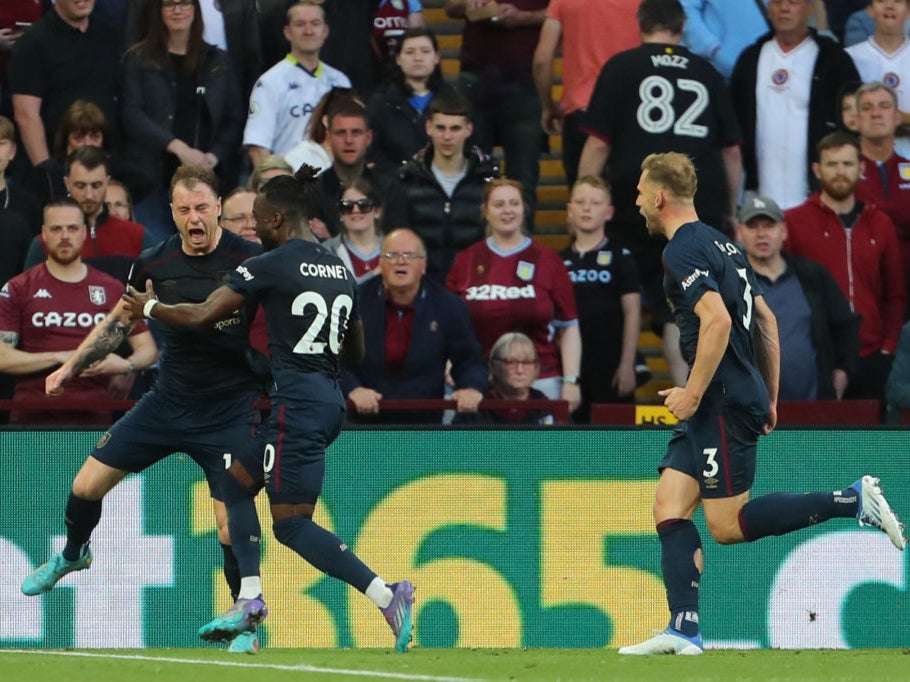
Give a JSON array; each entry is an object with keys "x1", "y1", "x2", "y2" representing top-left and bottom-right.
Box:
[
  {"x1": 125, "y1": 0, "x2": 262, "y2": 100},
  {"x1": 730, "y1": 29, "x2": 859, "y2": 192},
  {"x1": 782, "y1": 252, "x2": 861, "y2": 399},
  {"x1": 366, "y1": 82, "x2": 455, "y2": 176},
  {"x1": 119, "y1": 43, "x2": 244, "y2": 198},
  {"x1": 387, "y1": 146, "x2": 499, "y2": 281}
]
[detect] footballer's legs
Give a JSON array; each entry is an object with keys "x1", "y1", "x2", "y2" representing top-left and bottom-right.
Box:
[
  {"x1": 271, "y1": 502, "x2": 414, "y2": 653},
  {"x1": 22, "y1": 456, "x2": 128, "y2": 595},
  {"x1": 620, "y1": 468, "x2": 704, "y2": 654},
  {"x1": 737, "y1": 476, "x2": 906, "y2": 550},
  {"x1": 198, "y1": 461, "x2": 266, "y2": 644}
]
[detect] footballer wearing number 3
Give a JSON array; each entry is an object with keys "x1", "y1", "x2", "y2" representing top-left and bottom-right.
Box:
[{"x1": 617, "y1": 152, "x2": 906, "y2": 656}]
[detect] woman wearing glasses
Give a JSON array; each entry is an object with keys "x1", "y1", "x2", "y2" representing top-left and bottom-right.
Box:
[
  {"x1": 322, "y1": 177, "x2": 383, "y2": 284},
  {"x1": 454, "y1": 332, "x2": 555, "y2": 425},
  {"x1": 120, "y1": 0, "x2": 244, "y2": 244},
  {"x1": 446, "y1": 178, "x2": 582, "y2": 414}
]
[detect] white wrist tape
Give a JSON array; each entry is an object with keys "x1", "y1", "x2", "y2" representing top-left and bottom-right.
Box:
[{"x1": 143, "y1": 299, "x2": 158, "y2": 319}]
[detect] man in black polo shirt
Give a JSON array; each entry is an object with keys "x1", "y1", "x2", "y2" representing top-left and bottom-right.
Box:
[{"x1": 8, "y1": 0, "x2": 121, "y2": 167}]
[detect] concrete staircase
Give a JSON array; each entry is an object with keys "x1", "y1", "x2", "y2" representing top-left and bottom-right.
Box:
[{"x1": 423, "y1": 2, "x2": 672, "y2": 402}]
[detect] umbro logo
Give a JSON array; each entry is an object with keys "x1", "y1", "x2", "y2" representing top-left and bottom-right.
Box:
[{"x1": 33, "y1": 289, "x2": 53, "y2": 299}]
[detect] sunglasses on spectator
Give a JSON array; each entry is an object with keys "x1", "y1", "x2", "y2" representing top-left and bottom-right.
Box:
[
  {"x1": 339, "y1": 198, "x2": 376, "y2": 214},
  {"x1": 380, "y1": 251, "x2": 424, "y2": 262},
  {"x1": 162, "y1": 0, "x2": 194, "y2": 11}
]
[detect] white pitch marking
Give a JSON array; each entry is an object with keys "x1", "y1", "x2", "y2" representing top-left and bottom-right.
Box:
[{"x1": 0, "y1": 650, "x2": 485, "y2": 682}]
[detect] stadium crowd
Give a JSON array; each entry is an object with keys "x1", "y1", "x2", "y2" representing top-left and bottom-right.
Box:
[{"x1": 2, "y1": 0, "x2": 910, "y2": 424}]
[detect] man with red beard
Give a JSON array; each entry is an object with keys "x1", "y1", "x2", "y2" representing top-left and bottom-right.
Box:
[
  {"x1": 0, "y1": 198, "x2": 156, "y2": 424},
  {"x1": 784, "y1": 131, "x2": 906, "y2": 401}
]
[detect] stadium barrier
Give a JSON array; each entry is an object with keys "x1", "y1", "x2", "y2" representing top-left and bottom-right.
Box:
[{"x1": 3, "y1": 428, "x2": 908, "y2": 650}]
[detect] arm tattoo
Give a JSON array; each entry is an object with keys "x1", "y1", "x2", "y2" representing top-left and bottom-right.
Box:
[
  {"x1": 70, "y1": 318, "x2": 132, "y2": 375},
  {"x1": 0, "y1": 331, "x2": 19, "y2": 347}
]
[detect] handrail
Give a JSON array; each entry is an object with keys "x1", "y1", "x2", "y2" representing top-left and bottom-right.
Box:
[{"x1": 0, "y1": 398, "x2": 572, "y2": 425}]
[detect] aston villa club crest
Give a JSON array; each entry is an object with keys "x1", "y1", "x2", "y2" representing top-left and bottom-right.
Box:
[
  {"x1": 516, "y1": 261, "x2": 535, "y2": 281},
  {"x1": 899, "y1": 163, "x2": 910, "y2": 181},
  {"x1": 88, "y1": 286, "x2": 106, "y2": 306},
  {"x1": 771, "y1": 69, "x2": 789, "y2": 86},
  {"x1": 596, "y1": 251, "x2": 612, "y2": 266},
  {"x1": 884, "y1": 72, "x2": 901, "y2": 89}
]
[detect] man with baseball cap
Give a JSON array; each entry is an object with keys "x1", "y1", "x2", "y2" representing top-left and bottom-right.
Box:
[{"x1": 736, "y1": 194, "x2": 860, "y2": 400}]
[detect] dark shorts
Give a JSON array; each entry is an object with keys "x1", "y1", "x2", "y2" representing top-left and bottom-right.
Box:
[
  {"x1": 658, "y1": 398, "x2": 766, "y2": 499},
  {"x1": 236, "y1": 372, "x2": 345, "y2": 506},
  {"x1": 91, "y1": 388, "x2": 261, "y2": 500}
]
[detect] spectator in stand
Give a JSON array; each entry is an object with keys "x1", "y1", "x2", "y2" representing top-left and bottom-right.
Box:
[
  {"x1": 322, "y1": 177, "x2": 383, "y2": 284},
  {"x1": 126, "y1": 0, "x2": 263, "y2": 101},
  {"x1": 845, "y1": 0, "x2": 910, "y2": 158},
  {"x1": 784, "y1": 131, "x2": 906, "y2": 401},
  {"x1": 24, "y1": 147, "x2": 149, "y2": 283},
  {"x1": 532, "y1": 0, "x2": 639, "y2": 189},
  {"x1": 854, "y1": 81, "x2": 910, "y2": 295},
  {"x1": 560, "y1": 176, "x2": 641, "y2": 423},
  {"x1": 247, "y1": 154, "x2": 293, "y2": 192},
  {"x1": 730, "y1": 0, "x2": 860, "y2": 209},
  {"x1": 104, "y1": 180, "x2": 136, "y2": 222},
  {"x1": 372, "y1": 0, "x2": 426, "y2": 80},
  {"x1": 737, "y1": 194, "x2": 860, "y2": 400},
  {"x1": 0, "y1": 1, "x2": 45, "y2": 118},
  {"x1": 243, "y1": 1, "x2": 350, "y2": 168},
  {"x1": 453, "y1": 331, "x2": 556, "y2": 425},
  {"x1": 446, "y1": 178, "x2": 582, "y2": 412},
  {"x1": 120, "y1": 0, "x2": 245, "y2": 245},
  {"x1": 24, "y1": 99, "x2": 113, "y2": 208},
  {"x1": 342, "y1": 227, "x2": 487, "y2": 423},
  {"x1": 283, "y1": 87, "x2": 355, "y2": 175},
  {"x1": 386, "y1": 90, "x2": 499, "y2": 281},
  {"x1": 678, "y1": 0, "x2": 770, "y2": 81},
  {"x1": 0, "y1": 114, "x2": 42, "y2": 237},
  {"x1": 367, "y1": 28, "x2": 451, "y2": 177},
  {"x1": 8, "y1": 0, "x2": 121, "y2": 168},
  {"x1": 444, "y1": 0, "x2": 546, "y2": 225},
  {"x1": 220, "y1": 187, "x2": 259, "y2": 243},
  {"x1": 844, "y1": 0, "x2": 910, "y2": 45},
  {"x1": 0, "y1": 116, "x2": 34, "y2": 288},
  {"x1": 578, "y1": 0, "x2": 741, "y2": 388},
  {"x1": 308, "y1": 96, "x2": 398, "y2": 239},
  {"x1": 0, "y1": 198, "x2": 156, "y2": 425},
  {"x1": 838, "y1": 80, "x2": 864, "y2": 134}
]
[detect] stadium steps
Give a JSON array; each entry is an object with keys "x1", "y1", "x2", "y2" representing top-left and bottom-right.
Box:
[
  {"x1": 423, "y1": 1, "x2": 569, "y2": 238},
  {"x1": 424, "y1": 2, "x2": 672, "y2": 404}
]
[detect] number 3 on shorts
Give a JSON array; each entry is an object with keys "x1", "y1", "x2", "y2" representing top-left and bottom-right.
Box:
[{"x1": 702, "y1": 447, "x2": 719, "y2": 478}]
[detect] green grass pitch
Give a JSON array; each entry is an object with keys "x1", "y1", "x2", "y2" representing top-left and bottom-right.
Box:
[{"x1": 3, "y1": 648, "x2": 910, "y2": 681}]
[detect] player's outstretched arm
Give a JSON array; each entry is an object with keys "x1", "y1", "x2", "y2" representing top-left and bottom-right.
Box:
[
  {"x1": 46, "y1": 299, "x2": 139, "y2": 396},
  {"x1": 123, "y1": 280, "x2": 244, "y2": 329},
  {"x1": 753, "y1": 295, "x2": 780, "y2": 433}
]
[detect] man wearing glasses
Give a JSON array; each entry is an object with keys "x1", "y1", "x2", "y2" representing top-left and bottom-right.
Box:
[{"x1": 342, "y1": 228, "x2": 487, "y2": 423}]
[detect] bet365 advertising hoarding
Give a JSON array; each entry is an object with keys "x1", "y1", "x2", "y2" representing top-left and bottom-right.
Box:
[{"x1": 2, "y1": 429, "x2": 907, "y2": 650}]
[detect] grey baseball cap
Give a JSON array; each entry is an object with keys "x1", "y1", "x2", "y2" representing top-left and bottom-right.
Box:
[{"x1": 738, "y1": 195, "x2": 784, "y2": 224}]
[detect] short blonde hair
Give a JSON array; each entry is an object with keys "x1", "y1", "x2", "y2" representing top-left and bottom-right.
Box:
[
  {"x1": 571, "y1": 175, "x2": 611, "y2": 203},
  {"x1": 641, "y1": 152, "x2": 697, "y2": 202}
]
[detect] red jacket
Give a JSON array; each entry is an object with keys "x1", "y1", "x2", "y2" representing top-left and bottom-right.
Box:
[
  {"x1": 784, "y1": 194, "x2": 906, "y2": 356},
  {"x1": 857, "y1": 152, "x2": 910, "y2": 293}
]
